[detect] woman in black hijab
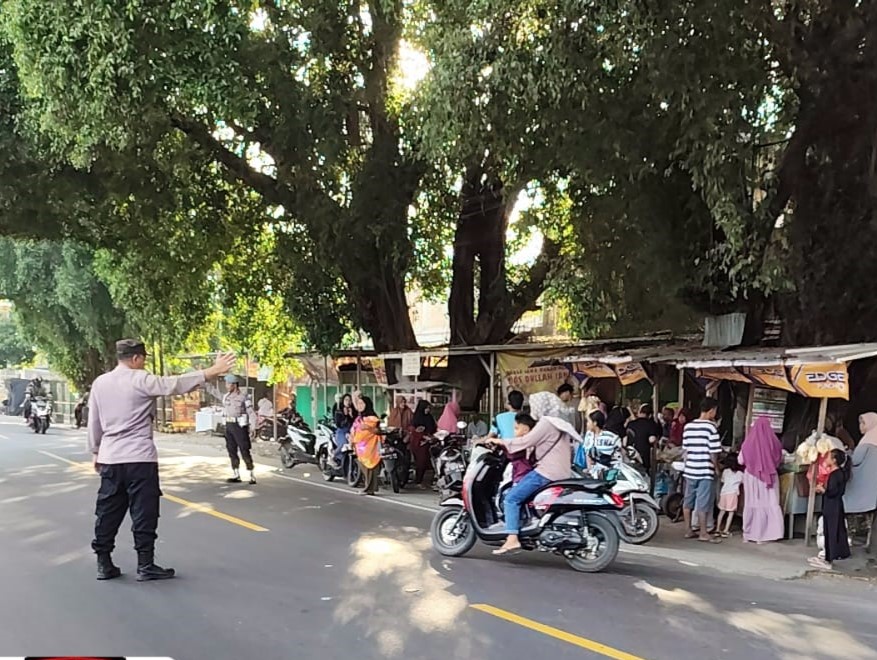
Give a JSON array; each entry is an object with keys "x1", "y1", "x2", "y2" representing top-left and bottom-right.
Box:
[
  {"x1": 605, "y1": 406, "x2": 631, "y2": 438},
  {"x1": 409, "y1": 400, "x2": 437, "y2": 487}
]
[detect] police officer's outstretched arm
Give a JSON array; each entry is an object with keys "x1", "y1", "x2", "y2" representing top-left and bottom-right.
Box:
[
  {"x1": 137, "y1": 352, "x2": 237, "y2": 397},
  {"x1": 87, "y1": 392, "x2": 104, "y2": 472}
]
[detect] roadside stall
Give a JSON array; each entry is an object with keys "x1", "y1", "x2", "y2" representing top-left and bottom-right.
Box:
[{"x1": 662, "y1": 344, "x2": 877, "y2": 545}]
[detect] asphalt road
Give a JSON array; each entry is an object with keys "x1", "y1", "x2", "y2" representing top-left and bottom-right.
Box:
[{"x1": 2, "y1": 418, "x2": 876, "y2": 660}]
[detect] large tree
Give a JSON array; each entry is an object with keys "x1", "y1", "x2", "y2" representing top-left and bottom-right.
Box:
[
  {"x1": 416, "y1": 0, "x2": 877, "y2": 345},
  {"x1": 1, "y1": 0, "x2": 565, "y2": 361},
  {"x1": 0, "y1": 239, "x2": 130, "y2": 387}
]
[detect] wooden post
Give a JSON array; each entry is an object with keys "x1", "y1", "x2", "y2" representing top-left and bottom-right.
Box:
[
  {"x1": 677, "y1": 368, "x2": 685, "y2": 408},
  {"x1": 272, "y1": 383, "x2": 278, "y2": 442},
  {"x1": 744, "y1": 384, "x2": 757, "y2": 433},
  {"x1": 804, "y1": 397, "x2": 829, "y2": 546},
  {"x1": 489, "y1": 351, "x2": 496, "y2": 419}
]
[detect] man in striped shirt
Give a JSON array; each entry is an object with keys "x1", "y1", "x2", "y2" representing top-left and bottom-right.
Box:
[{"x1": 682, "y1": 397, "x2": 722, "y2": 542}]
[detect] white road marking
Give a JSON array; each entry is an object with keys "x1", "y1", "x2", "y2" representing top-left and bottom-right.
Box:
[{"x1": 270, "y1": 471, "x2": 440, "y2": 513}]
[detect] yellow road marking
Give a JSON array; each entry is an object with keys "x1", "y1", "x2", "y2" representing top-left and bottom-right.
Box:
[
  {"x1": 162, "y1": 493, "x2": 269, "y2": 532},
  {"x1": 37, "y1": 450, "x2": 269, "y2": 532},
  {"x1": 471, "y1": 604, "x2": 646, "y2": 660}
]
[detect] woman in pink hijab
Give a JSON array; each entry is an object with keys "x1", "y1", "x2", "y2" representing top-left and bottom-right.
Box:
[
  {"x1": 738, "y1": 416, "x2": 785, "y2": 543},
  {"x1": 437, "y1": 399, "x2": 461, "y2": 434}
]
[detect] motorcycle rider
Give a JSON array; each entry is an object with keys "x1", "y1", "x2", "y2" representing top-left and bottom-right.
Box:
[
  {"x1": 74, "y1": 390, "x2": 89, "y2": 429},
  {"x1": 23, "y1": 376, "x2": 48, "y2": 421},
  {"x1": 490, "y1": 391, "x2": 579, "y2": 556},
  {"x1": 223, "y1": 375, "x2": 256, "y2": 484},
  {"x1": 332, "y1": 393, "x2": 356, "y2": 466}
]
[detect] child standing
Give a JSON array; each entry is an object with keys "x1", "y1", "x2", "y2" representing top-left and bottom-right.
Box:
[
  {"x1": 810, "y1": 448, "x2": 852, "y2": 570},
  {"x1": 716, "y1": 456, "x2": 743, "y2": 537}
]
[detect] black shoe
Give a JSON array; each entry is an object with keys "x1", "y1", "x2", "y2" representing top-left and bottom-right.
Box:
[
  {"x1": 227, "y1": 476, "x2": 242, "y2": 483},
  {"x1": 249, "y1": 476, "x2": 256, "y2": 485},
  {"x1": 136, "y1": 551, "x2": 176, "y2": 582},
  {"x1": 96, "y1": 553, "x2": 122, "y2": 581}
]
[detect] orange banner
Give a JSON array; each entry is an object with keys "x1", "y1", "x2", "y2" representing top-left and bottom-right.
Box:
[
  {"x1": 614, "y1": 362, "x2": 650, "y2": 386},
  {"x1": 740, "y1": 366, "x2": 796, "y2": 393},
  {"x1": 572, "y1": 361, "x2": 617, "y2": 379},
  {"x1": 789, "y1": 363, "x2": 850, "y2": 400},
  {"x1": 695, "y1": 367, "x2": 751, "y2": 383}
]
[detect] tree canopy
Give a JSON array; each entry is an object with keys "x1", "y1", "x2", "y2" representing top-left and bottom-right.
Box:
[{"x1": 0, "y1": 0, "x2": 874, "y2": 395}]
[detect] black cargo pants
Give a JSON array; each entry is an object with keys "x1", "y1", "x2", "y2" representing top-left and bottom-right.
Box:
[
  {"x1": 225, "y1": 422, "x2": 254, "y2": 470},
  {"x1": 92, "y1": 463, "x2": 161, "y2": 554}
]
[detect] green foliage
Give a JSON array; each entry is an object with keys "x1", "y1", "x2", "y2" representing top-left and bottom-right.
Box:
[
  {"x1": 0, "y1": 238, "x2": 130, "y2": 387},
  {"x1": 0, "y1": 316, "x2": 34, "y2": 367}
]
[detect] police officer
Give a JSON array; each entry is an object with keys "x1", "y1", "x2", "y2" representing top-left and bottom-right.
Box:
[
  {"x1": 223, "y1": 375, "x2": 256, "y2": 484},
  {"x1": 88, "y1": 339, "x2": 235, "y2": 581}
]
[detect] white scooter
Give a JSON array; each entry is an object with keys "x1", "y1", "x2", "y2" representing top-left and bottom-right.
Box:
[
  {"x1": 279, "y1": 416, "x2": 319, "y2": 469},
  {"x1": 313, "y1": 415, "x2": 336, "y2": 474},
  {"x1": 575, "y1": 446, "x2": 660, "y2": 545},
  {"x1": 30, "y1": 397, "x2": 52, "y2": 434}
]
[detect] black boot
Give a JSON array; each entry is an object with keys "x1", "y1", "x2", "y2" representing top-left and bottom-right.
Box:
[
  {"x1": 96, "y1": 552, "x2": 122, "y2": 581},
  {"x1": 136, "y1": 550, "x2": 176, "y2": 582}
]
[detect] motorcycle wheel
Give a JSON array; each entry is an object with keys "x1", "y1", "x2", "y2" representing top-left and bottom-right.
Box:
[
  {"x1": 430, "y1": 506, "x2": 476, "y2": 557},
  {"x1": 621, "y1": 503, "x2": 659, "y2": 545},
  {"x1": 32, "y1": 419, "x2": 40, "y2": 434},
  {"x1": 279, "y1": 443, "x2": 296, "y2": 469},
  {"x1": 565, "y1": 515, "x2": 620, "y2": 573},
  {"x1": 347, "y1": 459, "x2": 362, "y2": 487},
  {"x1": 317, "y1": 447, "x2": 328, "y2": 474},
  {"x1": 389, "y1": 467, "x2": 400, "y2": 494},
  {"x1": 41, "y1": 421, "x2": 48, "y2": 434}
]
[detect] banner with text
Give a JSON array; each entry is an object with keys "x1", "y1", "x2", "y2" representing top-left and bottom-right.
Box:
[
  {"x1": 695, "y1": 367, "x2": 752, "y2": 383},
  {"x1": 571, "y1": 361, "x2": 617, "y2": 380},
  {"x1": 497, "y1": 350, "x2": 573, "y2": 396},
  {"x1": 740, "y1": 366, "x2": 796, "y2": 393},
  {"x1": 789, "y1": 362, "x2": 850, "y2": 400},
  {"x1": 614, "y1": 362, "x2": 651, "y2": 386}
]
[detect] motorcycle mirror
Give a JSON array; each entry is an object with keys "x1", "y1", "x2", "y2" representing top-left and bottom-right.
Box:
[{"x1": 456, "y1": 421, "x2": 467, "y2": 430}]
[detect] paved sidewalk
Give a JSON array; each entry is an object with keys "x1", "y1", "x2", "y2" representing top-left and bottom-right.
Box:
[{"x1": 155, "y1": 429, "x2": 877, "y2": 582}]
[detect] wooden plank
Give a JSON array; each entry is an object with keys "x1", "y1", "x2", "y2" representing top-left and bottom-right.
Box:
[{"x1": 804, "y1": 398, "x2": 829, "y2": 546}]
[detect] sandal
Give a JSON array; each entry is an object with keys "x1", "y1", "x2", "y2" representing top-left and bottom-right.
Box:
[
  {"x1": 697, "y1": 536, "x2": 723, "y2": 544},
  {"x1": 492, "y1": 546, "x2": 522, "y2": 556},
  {"x1": 684, "y1": 531, "x2": 699, "y2": 539}
]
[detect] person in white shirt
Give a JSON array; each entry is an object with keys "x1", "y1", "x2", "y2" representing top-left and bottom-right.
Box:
[{"x1": 716, "y1": 457, "x2": 743, "y2": 537}]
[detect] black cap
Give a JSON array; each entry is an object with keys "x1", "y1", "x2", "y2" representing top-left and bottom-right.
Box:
[{"x1": 116, "y1": 338, "x2": 148, "y2": 358}]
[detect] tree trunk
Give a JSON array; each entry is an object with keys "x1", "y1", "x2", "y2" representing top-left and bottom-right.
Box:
[{"x1": 447, "y1": 169, "x2": 559, "y2": 408}]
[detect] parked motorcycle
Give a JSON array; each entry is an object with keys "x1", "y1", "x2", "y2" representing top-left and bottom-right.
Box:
[
  {"x1": 430, "y1": 444, "x2": 625, "y2": 573},
  {"x1": 428, "y1": 423, "x2": 469, "y2": 500},
  {"x1": 313, "y1": 415, "x2": 337, "y2": 474},
  {"x1": 30, "y1": 397, "x2": 52, "y2": 434},
  {"x1": 321, "y1": 440, "x2": 361, "y2": 487},
  {"x1": 380, "y1": 428, "x2": 411, "y2": 493},
  {"x1": 574, "y1": 448, "x2": 660, "y2": 545},
  {"x1": 278, "y1": 412, "x2": 319, "y2": 469}
]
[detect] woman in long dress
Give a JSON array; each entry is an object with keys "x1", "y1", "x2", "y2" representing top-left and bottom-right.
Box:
[{"x1": 738, "y1": 416, "x2": 785, "y2": 543}]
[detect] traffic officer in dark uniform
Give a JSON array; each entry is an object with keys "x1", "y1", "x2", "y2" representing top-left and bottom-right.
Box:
[
  {"x1": 88, "y1": 339, "x2": 235, "y2": 581},
  {"x1": 223, "y1": 375, "x2": 256, "y2": 484}
]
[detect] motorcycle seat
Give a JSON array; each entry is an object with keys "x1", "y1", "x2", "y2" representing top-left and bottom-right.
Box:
[{"x1": 548, "y1": 476, "x2": 614, "y2": 492}]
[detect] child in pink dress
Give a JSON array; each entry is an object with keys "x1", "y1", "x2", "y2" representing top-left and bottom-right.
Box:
[{"x1": 716, "y1": 456, "x2": 743, "y2": 537}]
